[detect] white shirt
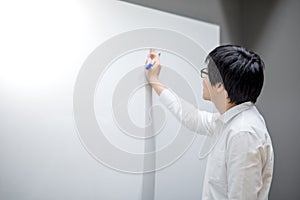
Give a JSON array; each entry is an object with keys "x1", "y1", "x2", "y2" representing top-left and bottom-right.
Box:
[{"x1": 159, "y1": 89, "x2": 274, "y2": 200}]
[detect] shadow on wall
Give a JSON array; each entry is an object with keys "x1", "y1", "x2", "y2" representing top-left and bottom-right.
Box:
[
  {"x1": 227, "y1": 0, "x2": 280, "y2": 48},
  {"x1": 120, "y1": 0, "x2": 242, "y2": 44},
  {"x1": 120, "y1": 0, "x2": 279, "y2": 49}
]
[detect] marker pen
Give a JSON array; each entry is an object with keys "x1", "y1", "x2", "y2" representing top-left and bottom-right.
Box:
[{"x1": 146, "y1": 52, "x2": 161, "y2": 70}]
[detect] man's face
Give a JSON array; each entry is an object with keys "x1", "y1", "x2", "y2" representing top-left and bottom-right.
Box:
[
  {"x1": 202, "y1": 74, "x2": 221, "y2": 104},
  {"x1": 202, "y1": 75, "x2": 212, "y2": 101},
  {"x1": 201, "y1": 67, "x2": 213, "y2": 101},
  {"x1": 202, "y1": 73, "x2": 229, "y2": 113}
]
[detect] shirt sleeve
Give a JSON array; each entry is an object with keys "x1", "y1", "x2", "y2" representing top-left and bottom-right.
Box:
[
  {"x1": 227, "y1": 131, "x2": 265, "y2": 200},
  {"x1": 159, "y1": 88, "x2": 215, "y2": 135}
]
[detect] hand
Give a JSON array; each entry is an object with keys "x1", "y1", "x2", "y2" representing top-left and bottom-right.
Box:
[{"x1": 145, "y1": 48, "x2": 161, "y2": 84}]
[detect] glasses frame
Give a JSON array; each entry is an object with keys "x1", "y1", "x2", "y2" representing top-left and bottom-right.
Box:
[{"x1": 200, "y1": 68, "x2": 209, "y2": 78}]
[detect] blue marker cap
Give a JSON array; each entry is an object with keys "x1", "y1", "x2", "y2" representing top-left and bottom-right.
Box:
[{"x1": 145, "y1": 63, "x2": 154, "y2": 70}]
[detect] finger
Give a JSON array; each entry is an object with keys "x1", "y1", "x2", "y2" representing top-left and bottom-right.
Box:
[
  {"x1": 149, "y1": 48, "x2": 155, "y2": 53},
  {"x1": 150, "y1": 48, "x2": 159, "y2": 59},
  {"x1": 151, "y1": 52, "x2": 161, "y2": 60},
  {"x1": 150, "y1": 52, "x2": 158, "y2": 59}
]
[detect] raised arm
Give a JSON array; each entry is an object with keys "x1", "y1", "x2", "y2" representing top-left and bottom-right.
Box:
[{"x1": 145, "y1": 49, "x2": 215, "y2": 135}]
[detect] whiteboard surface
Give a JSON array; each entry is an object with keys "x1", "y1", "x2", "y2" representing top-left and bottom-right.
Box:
[{"x1": 0, "y1": 0, "x2": 219, "y2": 199}]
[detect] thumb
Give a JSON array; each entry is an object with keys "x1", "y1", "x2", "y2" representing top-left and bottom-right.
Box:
[{"x1": 149, "y1": 48, "x2": 155, "y2": 53}]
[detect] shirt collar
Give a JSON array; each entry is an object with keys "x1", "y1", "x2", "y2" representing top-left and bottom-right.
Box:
[{"x1": 217, "y1": 101, "x2": 254, "y2": 124}]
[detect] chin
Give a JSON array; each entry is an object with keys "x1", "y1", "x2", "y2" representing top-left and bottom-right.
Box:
[{"x1": 202, "y1": 94, "x2": 211, "y2": 101}]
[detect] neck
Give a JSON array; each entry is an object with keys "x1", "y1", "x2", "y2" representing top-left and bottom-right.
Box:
[
  {"x1": 225, "y1": 102, "x2": 236, "y2": 113},
  {"x1": 215, "y1": 99, "x2": 236, "y2": 114}
]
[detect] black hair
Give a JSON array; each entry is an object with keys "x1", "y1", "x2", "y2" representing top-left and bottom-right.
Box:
[{"x1": 205, "y1": 44, "x2": 265, "y2": 104}]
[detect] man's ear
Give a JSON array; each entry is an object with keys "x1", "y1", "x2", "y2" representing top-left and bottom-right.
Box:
[{"x1": 216, "y1": 82, "x2": 225, "y2": 93}]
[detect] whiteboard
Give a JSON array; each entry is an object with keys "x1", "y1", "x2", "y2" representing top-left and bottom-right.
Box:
[{"x1": 0, "y1": 0, "x2": 219, "y2": 199}]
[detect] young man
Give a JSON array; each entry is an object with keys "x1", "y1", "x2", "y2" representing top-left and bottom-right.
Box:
[{"x1": 145, "y1": 45, "x2": 274, "y2": 200}]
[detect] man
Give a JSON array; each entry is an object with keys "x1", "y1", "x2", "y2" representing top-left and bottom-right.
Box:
[{"x1": 145, "y1": 45, "x2": 274, "y2": 200}]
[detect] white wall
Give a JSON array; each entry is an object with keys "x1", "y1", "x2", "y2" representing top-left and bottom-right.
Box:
[{"x1": 0, "y1": 0, "x2": 219, "y2": 199}]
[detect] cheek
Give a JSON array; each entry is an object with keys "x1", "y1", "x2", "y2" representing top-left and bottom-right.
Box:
[
  {"x1": 203, "y1": 79, "x2": 210, "y2": 91},
  {"x1": 202, "y1": 80, "x2": 206, "y2": 91},
  {"x1": 202, "y1": 79, "x2": 211, "y2": 100}
]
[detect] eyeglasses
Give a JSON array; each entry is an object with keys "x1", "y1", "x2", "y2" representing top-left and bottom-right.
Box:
[{"x1": 200, "y1": 68, "x2": 208, "y2": 78}]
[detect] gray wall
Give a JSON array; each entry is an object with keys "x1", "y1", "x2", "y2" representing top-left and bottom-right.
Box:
[
  {"x1": 122, "y1": 0, "x2": 300, "y2": 199},
  {"x1": 121, "y1": 0, "x2": 242, "y2": 44},
  {"x1": 242, "y1": 1, "x2": 300, "y2": 199}
]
